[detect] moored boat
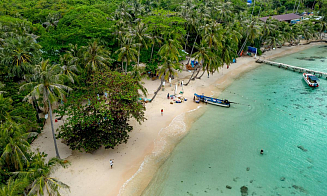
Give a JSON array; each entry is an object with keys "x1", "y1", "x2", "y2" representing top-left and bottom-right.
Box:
[
  {"x1": 194, "y1": 93, "x2": 231, "y2": 107},
  {"x1": 303, "y1": 73, "x2": 319, "y2": 87}
]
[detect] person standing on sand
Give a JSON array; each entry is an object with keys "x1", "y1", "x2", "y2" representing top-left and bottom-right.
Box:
[
  {"x1": 110, "y1": 159, "x2": 114, "y2": 169},
  {"x1": 167, "y1": 93, "x2": 169, "y2": 99},
  {"x1": 161, "y1": 109, "x2": 163, "y2": 116}
]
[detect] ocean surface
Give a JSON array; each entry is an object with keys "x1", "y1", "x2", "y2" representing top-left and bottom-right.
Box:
[{"x1": 141, "y1": 45, "x2": 327, "y2": 196}]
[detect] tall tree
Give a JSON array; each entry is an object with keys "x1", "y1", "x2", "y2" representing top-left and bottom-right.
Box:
[
  {"x1": 15, "y1": 152, "x2": 69, "y2": 196},
  {"x1": 115, "y1": 36, "x2": 138, "y2": 73},
  {"x1": 57, "y1": 71, "x2": 145, "y2": 152},
  {"x1": 20, "y1": 59, "x2": 73, "y2": 159},
  {"x1": 150, "y1": 57, "x2": 182, "y2": 102},
  {"x1": 0, "y1": 36, "x2": 41, "y2": 79},
  {"x1": 131, "y1": 21, "x2": 151, "y2": 67},
  {"x1": 82, "y1": 41, "x2": 111, "y2": 75},
  {"x1": 0, "y1": 120, "x2": 36, "y2": 170}
]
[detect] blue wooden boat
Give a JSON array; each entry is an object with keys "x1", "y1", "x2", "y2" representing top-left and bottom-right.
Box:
[{"x1": 194, "y1": 93, "x2": 231, "y2": 108}]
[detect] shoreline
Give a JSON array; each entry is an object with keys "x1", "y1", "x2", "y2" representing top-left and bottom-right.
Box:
[{"x1": 30, "y1": 42, "x2": 325, "y2": 196}]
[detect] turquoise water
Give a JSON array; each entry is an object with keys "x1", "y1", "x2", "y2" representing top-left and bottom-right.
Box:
[{"x1": 141, "y1": 45, "x2": 327, "y2": 196}]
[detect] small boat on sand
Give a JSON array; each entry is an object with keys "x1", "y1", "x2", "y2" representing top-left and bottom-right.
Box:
[
  {"x1": 194, "y1": 93, "x2": 231, "y2": 108},
  {"x1": 303, "y1": 73, "x2": 319, "y2": 87}
]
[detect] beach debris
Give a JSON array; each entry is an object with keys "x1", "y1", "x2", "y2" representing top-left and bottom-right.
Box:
[
  {"x1": 240, "y1": 186, "x2": 248, "y2": 196},
  {"x1": 226, "y1": 185, "x2": 232, "y2": 189},
  {"x1": 297, "y1": 145, "x2": 308, "y2": 152},
  {"x1": 246, "y1": 167, "x2": 250, "y2": 171},
  {"x1": 280, "y1": 177, "x2": 286, "y2": 181}
]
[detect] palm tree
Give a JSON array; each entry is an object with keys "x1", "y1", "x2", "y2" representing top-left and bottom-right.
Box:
[
  {"x1": 42, "y1": 13, "x2": 61, "y2": 30},
  {"x1": 59, "y1": 53, "x2": 79, "y2": 83},
  {"x1": 0, "y1": 36, "x2": 41, "y2": 78},
  {"x1": 0, "y1": 120, "x2": 37, "y2": 170},
  {"x1": 20, "y1": 59, "x2": 73, "y2": 159},
  {"x1": 115, "y1": 36, "x2": 138, "y2": 73},
  {"x1": 130, "y1": 66, "x2": 148, "y2": 97},
  {"x1": 158, "y1": 38, "x2": 182, "y2": 62},
  {"x1": 0, "y1": 94, "x2": 13, "y2": 122},
  {"x1": 149, "y1": 26, "x2": 163, "y2": 63},
  {"x1": 0, "y1": 177, "x2": 29, "y2": 196},
  {"x1": 150, "y1": 57, "x2": 181, "y2": 102},
  {"x1": 82, "y1": 41, "x2": 111, "y2": 74},
  {"x1": 16, "y1": 151, "x2": 69, "y2": 196},
  {"x1": 131, "y1": 21, "x2": 151, "y2": 67}
]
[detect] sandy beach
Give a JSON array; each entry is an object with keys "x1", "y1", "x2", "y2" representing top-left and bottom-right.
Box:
[{"x1": 30, "y1": 42, "x2": 325, "y2": 196}]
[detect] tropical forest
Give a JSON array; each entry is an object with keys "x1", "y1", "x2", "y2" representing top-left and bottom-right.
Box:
[{"x1": 0, "y1": 0, "x2": 327, "y2": 195}]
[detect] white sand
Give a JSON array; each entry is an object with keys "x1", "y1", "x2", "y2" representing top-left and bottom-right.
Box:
[{"x1": 30, "y1": 43, "x2": 325, "y2": 196}]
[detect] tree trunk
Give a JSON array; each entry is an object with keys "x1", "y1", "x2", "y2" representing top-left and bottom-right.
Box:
[
  {"x1": 137, "y1": 45, "x2": 140, "y2": 67},
  {"x1": 196, "y1": 70, "x2": 206, "y2": 79},
  {"x1": 187, "y1": 34, "x2": 198, "y2": 65},
  {"x1": 150, "y1": 77, "x2": 164, "y2": 102},
  {"x1": 185, "y1": 32, "x2": 189, "y2": 51},
  {"x1": 48, "y1": 97, "x2": 60, "y2": 159},
  {"x1": 150, "y1": 43, "x2": 155, "y2": 62},
  {"x1": 125, "y1": 60, "x2": 128, "y2": 74},
  {"x1": 121, "y1": 62, "x2": 124, "y2": 72},
  {"x1": 184, "y1": 66, "x2": 198, "y2": 86}
]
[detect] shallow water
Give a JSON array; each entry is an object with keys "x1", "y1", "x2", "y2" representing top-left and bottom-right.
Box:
[{"x1": 141, "y1": 45, "x2": 327, "y2": 196}]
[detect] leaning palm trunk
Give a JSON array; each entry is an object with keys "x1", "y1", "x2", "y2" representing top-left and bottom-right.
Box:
[
  {"x1": 48, "y1": 96, "x2": 60, "y2": 159},
  {"x1": 150, "y1": 76, "x2": 164, "y2": 102},
  {"x1": 150, "y1": 43, "x2": 155, "y2": 62},
  {"x1": 184, "y1": 68, "x2": 197, "y2": 86},
  {"x1": 187, "y1": 34, "x2": 198, "y2": 65},
  {"x1": 196, "y1": 70, "x2": 206, "y2": 79},
  {"x1": 185, "y1": 65, "x2": 202, "y2": 85}
]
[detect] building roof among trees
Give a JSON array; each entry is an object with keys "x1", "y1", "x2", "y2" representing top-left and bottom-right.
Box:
[{"x1": 259, "y1": 13, "x2": 302, "y2": 22}]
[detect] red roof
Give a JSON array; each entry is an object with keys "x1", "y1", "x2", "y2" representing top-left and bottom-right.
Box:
[{"x1": 259, "y1": 13, "x2": 301, "y2": 22}]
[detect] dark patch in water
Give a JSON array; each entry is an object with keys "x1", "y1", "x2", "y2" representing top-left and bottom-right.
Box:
[
  {"x1": 292, "y1": 185, "x2": 308, "y2": 193},
  {"x1": 315, "y1": 97, "x2": 324, "y2": 101},
  {"x1": 297, "y1": 145, "x2": 308, "y2": 152}
]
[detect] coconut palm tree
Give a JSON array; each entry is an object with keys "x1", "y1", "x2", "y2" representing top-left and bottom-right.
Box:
[
  {"x1": 16, "y1": 151, "x2": 69, "y2": 196},
  {"x1": 0, "y1": 120, "x2": 37, "y2": 170},
  {"x1": 0, "y1": 177, "x2": 29, "y2": 196},
  {"x1": 158, "y1": 38, "x2": 182, "y2": 62},
  {"x1": 0, "y1": 36, "x2": 41, "y2": 79},
  {"x1": 149, "y1": 26, "x2": 163, "y2": 63},
  {"x1": 150, "y1": 56, "x2": 181, "y2": 102},
  {"x1": 82, "y1": 41, "x2": 111, "y2": 75},
  {"x1": 115, "y1": 36, "x2": 138, "y2": 73},
  {"x1": 20, "y1": 59, "x2": 73, "y2": 159},
  {"x1": 131, "y1": 21, "x2": 151, "y2": 67},
  {"x1": 59, "y1": 53, "x2": 79, "y2": 83},
  {"x1": 130, "y1": 66, "x2": 148, "y2": 97}
]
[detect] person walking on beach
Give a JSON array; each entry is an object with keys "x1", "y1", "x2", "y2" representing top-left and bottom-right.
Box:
[
  {"x1": 161, "y1": 109, "x2": 163, "y2": 116},
  {"x1": 110, "y1": 159, "x2": 114, "y2": 169},
  {"x1": 167, "y1": 93, "x2": 169, "y2": 99}
]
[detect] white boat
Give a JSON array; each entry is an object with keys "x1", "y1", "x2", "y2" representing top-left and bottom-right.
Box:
[{"x1": 303, "y1": 73, "x2": 319, "y2": 87}]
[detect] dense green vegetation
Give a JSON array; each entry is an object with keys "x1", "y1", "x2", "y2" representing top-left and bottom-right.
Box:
[{"x1": 1, "y1": 0, "x2": 327, "y2": 194}]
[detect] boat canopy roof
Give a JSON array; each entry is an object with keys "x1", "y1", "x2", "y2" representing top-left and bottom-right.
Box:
[{"x1": 308, "y1": 75, "x2": 319, "y2": 81}]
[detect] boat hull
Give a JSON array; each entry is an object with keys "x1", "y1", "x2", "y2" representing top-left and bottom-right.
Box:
[
  {"x1": 303, "y1": 73, "x2": 319, "y2": 87},
  {"x1": 206, "y1": 101, "x2": 230, "y2": 107},
  {"x1": 194, "y1": 93, "x2": 231, "y2": 108}
]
